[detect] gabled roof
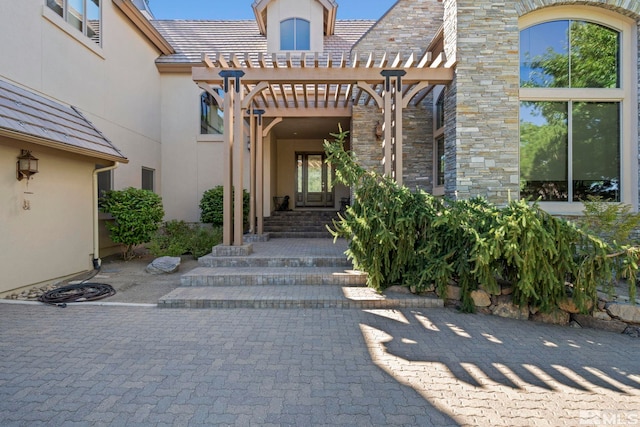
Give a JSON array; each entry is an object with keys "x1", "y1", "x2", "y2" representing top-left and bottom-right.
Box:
[
  {"x1": 252, "y1": 0, "x2": 338, "y2": 36},
  {"x1": 0, "y1": 79, "x2": 128, "y2": 163},
  {"x1": 152, "y1": 19, "x2": 375, "y2": 69}
]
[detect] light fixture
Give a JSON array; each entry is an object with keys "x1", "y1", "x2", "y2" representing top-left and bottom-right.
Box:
[
  {"x1": 375, "y1": 121, "x2": 383, "y2": 140},
  {"x1": 16, "y1": 150, "x2": 39, "y2": 181}
]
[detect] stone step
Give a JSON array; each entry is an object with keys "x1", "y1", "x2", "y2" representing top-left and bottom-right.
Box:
[
  {"x1": 268, "y1": 231, "x2": 334, "y2": 239},
  {"x1": 158, "y1": 285, "x2": 444, "y2": 310},
  {"x1": 198, "y1": 254, "x2": 351, "y2": 268},
  {"x1": 181, "y1": 267, "x2": 367, "y2": 287}
]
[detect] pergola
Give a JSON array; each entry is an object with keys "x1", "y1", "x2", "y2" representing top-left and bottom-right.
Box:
[{"x1": 193, "y1": 47, "x2": 454, "y2": 247}]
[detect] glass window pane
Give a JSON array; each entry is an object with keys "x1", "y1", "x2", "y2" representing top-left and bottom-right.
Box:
[
  {"x1": 67, "y1": 0, "x2": 84, "y2": 32},
  {"x1": 142, "y1": 168, "x2": 154, "y2": 192},
  {"x1": 520, "y1": 21, "x2": 569, "y2": 88},
  {"x1": 200, "y1": 92, "x2": 223, "y2": 134},
  {"x1": 307, "y1": 155, "x2": 323, "y2": 193},
  {"x1": 520, "y1": 101, "x2": 569, "y2": 201},
  {"x1": 47, "y1": 0, "x2": 64, "y2": 17},
  {"x1": 436, "y1": 136, "x2": 445, "y2": 186},
  {"x1": 296, "y1": 19, "x2": 310, "y2": 50},
  {"x1": 280, "y1": 19, "x2": 295, "y2": 50},
  {"x1": 572, "y1": 102, "x2": 620, "y2": 201},
  {"x1": 86, "y1": 0, "x2": 100, "y2": 44},
  {"x1": 570, "y1": 22, "x2": 620, "y2": 89},
  {"x1": 297, "y1": 155, "x2": 303, "y2": 193}
]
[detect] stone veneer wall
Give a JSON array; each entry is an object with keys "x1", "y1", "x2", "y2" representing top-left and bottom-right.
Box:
[
  {"x1": 350, "y1": 0, "x2": 443, "y2": 191},
  {"x1": 442, "y1": 0, "x2": 520, "y2": 204}
]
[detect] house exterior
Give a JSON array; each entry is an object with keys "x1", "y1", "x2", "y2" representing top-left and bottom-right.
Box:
[{"x1": 1, "y1": 0, "x2": 639, "y2": 293}]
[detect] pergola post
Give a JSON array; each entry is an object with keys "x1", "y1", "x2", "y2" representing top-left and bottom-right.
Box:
[
  {"x1": 220, "y1": 70, "x2": 246, "y2": 246},
  {"x1": 254, "y1": 110, "x2": 265, "y2": 235},
  {"x1": 219, "y1": 73, "x2": 235, "y2": 246},
  {"x1": 381, "y1": 70, "x2": 407, "y2": 184}
]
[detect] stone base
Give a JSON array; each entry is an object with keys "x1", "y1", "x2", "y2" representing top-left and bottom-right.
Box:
[
  {"x1": 243, "y1": 233, "x2": 271, "y2": 243},
  {"x1": 211, "y1": 244, "x2": 254, "y2": 257}
]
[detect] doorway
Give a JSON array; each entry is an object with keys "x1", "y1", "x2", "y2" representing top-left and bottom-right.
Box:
[{"x1": 295, "y1": 152, "x2": 334, "y2": 208}]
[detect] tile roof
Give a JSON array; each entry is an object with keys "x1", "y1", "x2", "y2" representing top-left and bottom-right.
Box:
[
  {"x1": 0, "y1": 79, "x2": 127, "y2": 162},
  {"x1": 152, "y1": 19, "x2": 376, "y2": 65}
]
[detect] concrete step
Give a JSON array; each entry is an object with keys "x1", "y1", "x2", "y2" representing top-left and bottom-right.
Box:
[
  {"x1": 158, "y1": 285, "x2": 444, "y2": 310},
  {"x1": 198, "y1": 254, "x2": 351, "y2": 268},
  {"x1": 181, "y1": 267, "x2": 367, "y2": 287}
]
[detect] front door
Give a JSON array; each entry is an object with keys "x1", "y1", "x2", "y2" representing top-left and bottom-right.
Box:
[{"x1": 296, "y1": 153, "x2": 334, "y2": 207}]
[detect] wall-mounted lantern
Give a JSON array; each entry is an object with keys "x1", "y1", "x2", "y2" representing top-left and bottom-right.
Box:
[{"x1": 16, "y1": 150, "x2": 39, "y2": 181}]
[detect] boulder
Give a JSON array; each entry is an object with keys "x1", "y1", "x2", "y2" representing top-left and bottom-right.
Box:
[
  {"x1": 492, "y1": 302, "x2": 530, "y2": 321},
  {"x1": 623, "y1": 326, "x2": 640, "y2": 338},
  {"x1": 592, "y1": 311, "x2": 612, "y2": 321},
  {"x1": 146, "y1": 256, "x2": 181, "y2": 275},
  {"x1": 571, "y1": 314, "x2": 628, "y2": 334},
  {"x1": 438, "y1": 285, "x2": 461, "y2": 301},
  {"x1": 531, "y1": 308, "x2": 570, "y2": 325},
  {"x1": 471, "y1": 290, "x2": 491, "y2": 307},
  {"x1": 606, "y1": 303, "x2": 640, "y2": 324},
  {"x1": 558, "y1": 297, "x2": 593, "y2": 314}
]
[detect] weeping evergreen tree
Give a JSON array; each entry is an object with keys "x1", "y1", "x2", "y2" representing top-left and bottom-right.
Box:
[{"x1": 324, "y1": 127, "x2": 638, "y2": 313}]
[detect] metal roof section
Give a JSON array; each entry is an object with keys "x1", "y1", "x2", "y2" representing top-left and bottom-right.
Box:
[
  {"x1": 0, "y1": 79, "x2": 128, "y2": 163},
  {"x1": 152, "y1": 19, "x2": 375, "y2": 70},
  {"x1": 252, "y1": 0, "x2": 338, "y2": 36}
]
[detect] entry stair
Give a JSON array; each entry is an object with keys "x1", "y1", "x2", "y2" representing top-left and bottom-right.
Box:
[
  {"x1": 158, "y1": 238, "x2": 443, "y2": 310},
  {"x1": 263, "y1": 210, "x2": 340, "y2": 238}
]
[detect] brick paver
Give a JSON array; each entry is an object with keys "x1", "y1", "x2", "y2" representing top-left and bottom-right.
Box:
[{"x1": 1, "y1": 303, "x2": 639, "y2": 426}]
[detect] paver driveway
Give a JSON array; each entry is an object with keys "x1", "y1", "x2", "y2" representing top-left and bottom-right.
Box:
[{"x1": 1, "y1": 303, "x2": 639, "y2": 426}]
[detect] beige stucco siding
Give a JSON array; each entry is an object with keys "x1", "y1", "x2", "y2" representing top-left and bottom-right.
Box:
[{"x1": 0, "y1": 140, "x2": 95, "y2": 294}]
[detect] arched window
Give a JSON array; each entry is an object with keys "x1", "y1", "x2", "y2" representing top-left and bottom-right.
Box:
[
  {"x1": 280, "y1": 18, "x2": 310, "y2": 51},
  {"x1": 200, "y1": 91, "x2": 223, "y2": 135},
  {"x1": 519, "y1": 7, "x2": 636, "y2": 209}
]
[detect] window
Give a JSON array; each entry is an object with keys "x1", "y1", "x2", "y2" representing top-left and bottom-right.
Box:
[
  {"x1": 96, "y1": 164, "x2": 112, "y2": 208},
  {"x1": 519, "y1": 13, "x2": 629, "y2": 204},
  {"x1": 200, "y1": 91, "x2": 223, "y2": 134},
  {"x1": 142, "y1": 167, "x2": 155, "y2": 192},
  {"x1": 280, "y1": 18, "x2": 310, "y2": 51},
  {"x1": 46, "y1": 0, "x2": 101, "y2": 44},
  {"x1": 433, "y1": 89, "x2": 446, "y2": 191}
]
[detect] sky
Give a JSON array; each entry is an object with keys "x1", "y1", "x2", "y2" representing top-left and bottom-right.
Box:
[{"x1": 148, "y1": 0, "x2": 397, "y2": 20}]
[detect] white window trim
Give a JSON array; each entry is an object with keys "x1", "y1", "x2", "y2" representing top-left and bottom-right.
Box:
[
  {"x1": 279, "y1": 17, "x2": 311, "y2": 52},
  {"x1": 42, "y1": 4, "x2": 104, "y2": 59},
  {"x1": 519, "y1": 6, "x2": 638, "y2": 215}
]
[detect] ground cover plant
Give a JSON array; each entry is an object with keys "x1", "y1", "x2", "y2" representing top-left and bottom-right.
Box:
[
  {"x1": 324, "y1": 128, "x2": 639, "y2": 313},
  {"x1": 148, "y1": 220, "x2": 223, "y2": 259}
]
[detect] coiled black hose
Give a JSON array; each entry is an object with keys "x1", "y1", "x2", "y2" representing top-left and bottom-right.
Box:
[{"x1": 39, "y1": 283, "x2": 116, "y2": 306}]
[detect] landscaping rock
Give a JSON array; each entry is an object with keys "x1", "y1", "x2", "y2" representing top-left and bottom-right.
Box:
[
  {"x1": 531, "y1": 308, "x2": 570, "y2": 325},
  {"x1": 146, "y1": 256, "x2": 181, "y2": 275},
  {"x1": 571, "y1": 314, "x2": 628, "y2": 334},
  {"x1": 386, "y1": 285, "x2": 411, "y2": 295},
  {"x1": 501, "y1": 286, "x2": 514, "y2": 296},
  {"x1": 592, "y1": 311, "x2": 612, "y2": 321},
  {"x1": 605, "y1": 302, "x2": 640, "y2": 324},
  {"x1": 438, "y1": 285, "x2": 461, "y2": 301},
  {"x1": 558, "y1": 297, "x2": 593, "y2": 314},
  {"x1": 492, "y1": 302, "x2": 529, "y2": 321},
  {"x1": 623, "y1": 326, "x2": 640, "y2": 338},
  {"x1": 471, "y1": 290, "x2": 491, "y2": 307}
]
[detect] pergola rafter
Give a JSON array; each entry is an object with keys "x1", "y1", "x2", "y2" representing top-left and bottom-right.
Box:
[{"x1": 193, "y1": 48, "x2": 455, "y2": 246}]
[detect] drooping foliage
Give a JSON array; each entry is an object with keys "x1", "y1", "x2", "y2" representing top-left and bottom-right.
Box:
[{"x1": 324, "y1": 128, "x2": 638, "y2": 313}]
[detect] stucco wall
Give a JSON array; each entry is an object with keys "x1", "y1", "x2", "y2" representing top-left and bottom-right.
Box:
[
  {"x1": 266, "y1": 0, "x2": 324, "y2": 53},
  {"x1": 0, "y1": 0, "x2": 163, "y2": 192},
  {"x1": 0, "y1": 140, "x2": 95, "y2": 294}
]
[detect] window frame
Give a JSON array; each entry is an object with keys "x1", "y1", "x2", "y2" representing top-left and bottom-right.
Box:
[
  {"x1": 45, "y1": 0, "x2": 102, "y2": 46},
  {"x1": 519, "y1": 6, "x2": 638, "y2": 214},
  {"x1": 141, "y1": 167, "x2": 155, "y2": 192},
  {"x1": 280, "y1": 18, "x2": 311, "y2": 51},
  {"x1": 200, "y1": 91, "x2": 224, "y2": 136},
  {"x1": 432, "y1": 87, "x2": 446, "y2": 196}
]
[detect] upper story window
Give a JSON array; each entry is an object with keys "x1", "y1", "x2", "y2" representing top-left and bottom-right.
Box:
[
  {"x1": 518, "y1": 10, "x2": 632, "y2": 208},
  {"x1": 200, "y1": 91, "x2": 223, "y2": 135},
  {"x1": 46, "y1": 0, "x2": 101, "y2": 44},
  {"x1": 280, "y1": 18, "x2": 310, "y2": 51},
  {"x1": 433, "y1": 88, "x2": 446, "y2": 191}
]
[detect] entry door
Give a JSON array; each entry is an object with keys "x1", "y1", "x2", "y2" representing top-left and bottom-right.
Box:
[{"x1": 296, "y1": 153, "x2": 334, "y2": 207}]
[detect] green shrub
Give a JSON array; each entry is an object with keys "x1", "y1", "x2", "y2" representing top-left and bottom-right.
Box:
[
  {"x1": 148, "y1": 220, "x2": 222, "y2": 259},
  {"x1": 324, "y1": 128, "x2": 639, "y2": 313},
  {"x1": 100, "y1": 187, "x2": 164, "y2": 260},
  {"x1": 200, "y1": 186, "x2": 250, "y2": 227},
  {"x1": 578, "y1": 196, "x2": 640, "y2": 247}
]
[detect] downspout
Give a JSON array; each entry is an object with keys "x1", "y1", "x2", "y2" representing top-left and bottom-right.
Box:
[{"x1": 92, "y1": 162, "x2": 119, "y2": 269}]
